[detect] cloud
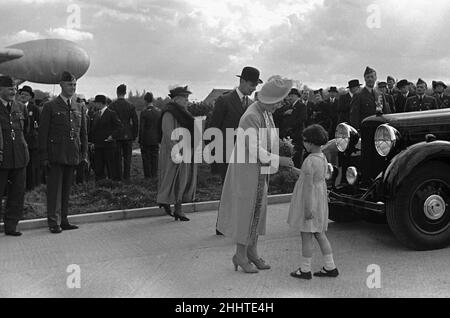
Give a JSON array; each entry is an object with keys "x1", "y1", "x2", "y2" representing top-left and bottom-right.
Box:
[
  {"x1": 46, "y1": 28, "x2": 94, "y2": 41},
  {"x1": 2, "y1": 30, "x2": 42, "y2": 46}
]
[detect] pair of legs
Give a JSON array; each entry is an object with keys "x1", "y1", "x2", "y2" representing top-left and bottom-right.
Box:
[
  {"x1": 116, "y1": 140, "x2": 133, "y2": 181},
  {"x1": 300, "y1": 232, "x2": 336, "y2": 273}
]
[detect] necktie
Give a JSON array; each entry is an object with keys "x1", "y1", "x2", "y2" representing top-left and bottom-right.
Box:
[
  {"x1": 242, "y1": 96, "x2": 248, "y2": 109},
  {"x1": 67, "y1": 99, "x2": 71, "y2": 108},
  {"x1": 7, "y1": 102, "x2": 12, "y2": 113}
]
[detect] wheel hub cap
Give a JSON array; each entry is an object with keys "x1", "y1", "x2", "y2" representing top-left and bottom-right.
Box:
[{"x1": 423, "y1": 195, "x2": 446, "y2": 220}]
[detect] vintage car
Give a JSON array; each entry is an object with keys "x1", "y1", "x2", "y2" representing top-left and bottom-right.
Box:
[{"x1": 328, "y1": 108, "x2": 450, "y2": 251}]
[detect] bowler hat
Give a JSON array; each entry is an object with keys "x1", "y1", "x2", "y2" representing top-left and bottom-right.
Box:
[
  {"x1": 257, "y1": 75, "x2": 293, "y2": 105},
  {"x1": 169, "y1": 85, "x2": 192, "y2": 99},
  {"x1": 0, "y1": 75, "x2": 14, "y2": 88},
  {"x1": 94, "y1": 95, "x2": 107, "y2": 104},
  {"x1": 237, "y1": 66, "x2": 263, "y2": 85},
  {"x1": 288, "y1": 88, "x2": 301, "y2": 97},
  {"x1": 60, "y1": 71, "x2": 76, "y2": 82},
  {"x1": 347, "y1": 79, "x2": 362, "y2": 88},
  {"x1": 328, "y1": 86, "x2": 338, "y2": 93},
  {"x1": 364, "y1": 66, "x2": 376, "y2": 76},
  {"x1": 18, "y1": 85, "x2": 34, "y2": 98},
  {"x1": 396, "y1": 79, "x2": 409, "y2": 89}
]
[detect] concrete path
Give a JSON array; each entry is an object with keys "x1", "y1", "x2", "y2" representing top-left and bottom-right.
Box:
[{"x1": 1, "y1": 203, "x2": 449, "y2": 298}]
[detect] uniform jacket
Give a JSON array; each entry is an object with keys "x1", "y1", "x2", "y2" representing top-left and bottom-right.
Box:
[
  {"x1": 394, "y1": 92, "x2": 414, "y2": 113},
  {"x1": 350, "y1": 87, "x2": 392, "y2": 129},
  {"x1": 404, "y1": 95, "x2": 438, "y2": 112},
  {"x1": 38, "y1": 96, "x2": 88, "y2": 166},
  {"x1": 139, "y1": 105, "x2": 162, "y2": 146},
  {"x1": 90, "y1": 108, "x2": 123, "y2": 148},
  {"x1": 433, "y1": 93, "x2": 450, "y2": 109},
  {"x1": 108, "y1": 98, "x2": 139, "y2": 141},
  {"x1": 0, "y1": 100, "x2": 29, "y2": 169},
  {"x1": 23, "y1": 101, "x2": 40, "y2": 150}
]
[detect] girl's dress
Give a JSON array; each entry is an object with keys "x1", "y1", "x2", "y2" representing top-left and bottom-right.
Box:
[{"x1": 287, "y1": 152, "x2": 329, "y2": 233}]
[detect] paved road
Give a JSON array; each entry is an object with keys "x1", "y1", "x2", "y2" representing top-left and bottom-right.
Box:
[{"x1": 1, "y1": 203, "x2": 449, "y2": 298}]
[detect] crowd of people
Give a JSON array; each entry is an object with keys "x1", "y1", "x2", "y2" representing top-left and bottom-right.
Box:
[{"x1": 1, "y1": 65, "x2": 449, "y2": 278}]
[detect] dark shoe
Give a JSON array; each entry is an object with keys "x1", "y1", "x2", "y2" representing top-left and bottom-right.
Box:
[
  {"x1": 216, "y1": 230, "x2": 224, "y2": 236},
  {"x1": 159, "y1": 204, "x2": 173, "y2": 217},
  {"x1": 174, "y1": 214, "x2": 190, "y2": 222},
  {"x1": 290, "y1": 269, "x2": 312, "y2": 280},
  {"x1": 61, "y1": 224, "x2": 79, "y2": 231},
  {"x1": 314, "y1": 267, "x2": 339, "y2": 278},
  {"x1": 49, "y1": 226, "x2": 62, "y2": 234},
  {"x1": 5, "y1": 230, "x2": 22, "y2": 237}
]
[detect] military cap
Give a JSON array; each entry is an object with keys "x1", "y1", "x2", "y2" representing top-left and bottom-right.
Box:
[
  {"x1": 0, "y1": 75, "x2": 14, "y2": 87},
  {"x1": 433, "y1": 81, "x2": 447, "y2": 89},
  {"x1": 377, "y1": 82, "x2": 388, "y2": 88},
  {"x1": 387, "y1": 76, "x2": 395, "y2": 82},
  {"x1": 364, "y1": 66, "x2": 376, "y2": 76},
  {"x1": 60, "y1": 71, "x2": 76, "y2": 82},
  {"x1": 416, "y1": 78, "x2": 427, "y2": 86}
]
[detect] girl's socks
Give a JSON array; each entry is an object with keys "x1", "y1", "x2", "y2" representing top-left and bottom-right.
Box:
[
  {"x1": 324, "y1": 254, "x2": 336, "y2": 271},
  {"x1": 301, "y1": 257, "x2": 312, "y2": 272}
]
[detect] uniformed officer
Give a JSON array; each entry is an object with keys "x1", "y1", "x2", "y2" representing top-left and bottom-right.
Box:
[
  {"x1": 432, "y1": 81, "x2": 450, "y2": 109},
  {"x1": 0, "y1": 75, "x2": 29, "y2": 236},
  {"x1": 139, "y1": 92, "x2": 161, "y2": 179},
  {"x1": 38, "y1": 71, "x2": 88, "y2": 234},
  {"x1": 386, "y1": 76, "x2": 398, "y2": 96},
  {"x1": 18, "y1": 85, "x2": 41, "y2": 190},
  {"x1": 377, "y1": 82, "x2": 395, "y2": 113},
  {"x1": 404, "y1": 79, "x2": 438, "y2": 113}
]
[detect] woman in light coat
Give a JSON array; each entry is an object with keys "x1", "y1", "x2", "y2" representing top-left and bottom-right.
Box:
[{"x1": 217, "y1": 76, "x2": 295, "y2": 273}]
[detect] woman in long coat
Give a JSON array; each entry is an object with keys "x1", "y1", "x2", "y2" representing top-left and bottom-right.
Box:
[
  {"x1": 157, "y1": 85, "x2": 198, "y2": 221},
  {"x1": 217, "y1": 76, "x2": 295, "y2": 273}
]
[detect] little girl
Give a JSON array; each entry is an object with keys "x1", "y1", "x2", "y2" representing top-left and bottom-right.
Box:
[{"x1": 287, "y1": 124, "x2": 339, "y2": 280}]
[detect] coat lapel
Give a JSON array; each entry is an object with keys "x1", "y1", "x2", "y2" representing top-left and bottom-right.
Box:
[{"x1": 230, "y1": 90, "x2": 244, "y2": 115}]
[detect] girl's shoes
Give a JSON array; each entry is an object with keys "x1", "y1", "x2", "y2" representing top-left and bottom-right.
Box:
[
  {"x1": 232, "y1": 255, "x2": 259, "y2": 274},
  {"x1": 290, "y1": 268, "x2": 312, "y2": 280},
  {"x1": 247, "y1": 254, "x2": 271, "y2": 270},
  {"x1": 314, "y1": 267, "x2": 339, "y2": 278}
]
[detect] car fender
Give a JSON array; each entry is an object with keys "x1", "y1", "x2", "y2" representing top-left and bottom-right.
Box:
[{"x1": 383, "y1": 141, "x2": 450, "y2": 199}]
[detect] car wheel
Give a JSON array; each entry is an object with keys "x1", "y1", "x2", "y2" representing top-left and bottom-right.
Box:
[
  {"x1": 329, "y1": 203, "x2": 359, "y2": 223},
  {"x1": 386, "y1": 161, "x2": 450, "y2": 250}
]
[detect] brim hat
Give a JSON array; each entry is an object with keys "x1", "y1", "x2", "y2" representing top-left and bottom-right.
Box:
[
  {"x1": 237, "y1": 66, "x2": 263, "y2": 85},
  {"x1": 18, "y1": 85, "x2": 34, "y2": 98},
  {"x1": 377, "y1": 82, "x2": 387, "y2": 89},
  {"x1": 288, "y1": 88, "x2": 301, "y2": 97},
  {"x1": 169, "y1": 85, "x2": 192, "y2": 99},
  {"x1": 94, "y1": 95, "x2": 107, "y2": 104},
  {"x1": 347, "y1": 79, "x2": 362, "y2": 88},
  {"x1": 396, "y1": 79, "x2": 409, "y2": 89},
  {"x1": 257, "y1": 75, "x2": 293, "y2": 105},
  {"x1": 328, "y1": 86, "x2": 338, "y2": 93},
  {"x1": 0, "y1": 75, "x2": 15, "y2": 88}
]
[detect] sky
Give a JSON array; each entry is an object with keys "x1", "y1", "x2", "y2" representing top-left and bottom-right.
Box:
[{"x1": 1, "y1": 0, "x2": 450, "y2": 101}]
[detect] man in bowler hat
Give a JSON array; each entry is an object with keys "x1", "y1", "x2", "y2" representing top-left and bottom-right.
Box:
[
  {"x1": 89, "y1": 95, "x2": 123, "y2": 181},
  {"x1": 208, "y1": 66, "x2": 263, "y2": 235},
  {"x1": 108, "y1": 84, "x2": 139, "y2": 181},
  {"x1": 0, "y1": 76, "x2": 29, "y2": 236},
  {"x1": 18, "y1": 85, "x2": 41, "y2": 190},
  {"x1": 404, "y1": 79, "x2": 438, "y2": 113},
  {"x1": 325, "y1": 86, "x2": 340, "y2": 137},
  {"x1": 338, "y1": 79, "x2": 361, "y2": 124},
  {"x1": 39, "y1": 71, "x2": 88, "y2": 233},
  {"x1": 394, "y1": 79, "x2": 413, "y2": 113},
  {"x1": 350, "y1": 66, "x2": 391, "y2": 129}
]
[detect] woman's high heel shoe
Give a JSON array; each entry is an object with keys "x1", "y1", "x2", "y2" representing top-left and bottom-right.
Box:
[
  {"x1": 174, "y1": 214, "x2": 190, "y2": 222},
  {"x1": 159, "y1": 204, "x2": 173, "y2": 217},
  {"x1": 247, "y1": 254, "x2": 271, "y2": 270},
  {"x1": 232, "y1": 255, "x2": 259, "y2": 274},
  {"x1": 173, "y1": 203, "x2": 190, "y2": 222}
]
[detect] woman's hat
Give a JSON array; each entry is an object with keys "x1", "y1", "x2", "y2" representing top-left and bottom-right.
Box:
[
  {"x1": 18, "y1": 85, "x2": 34, "y2": 98},
  {"x1": 237, "y1": 66, "x2": 263, "y2": 85},
  {"x1": 257, "y1": 75, "x2": 293, "y2": 105},
  {"x1": 169, "y1": 85, "x2": 192, "y2": 99},
  {"x1": 347, "y1": 79, "x2": 362, "y2": 88}
]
